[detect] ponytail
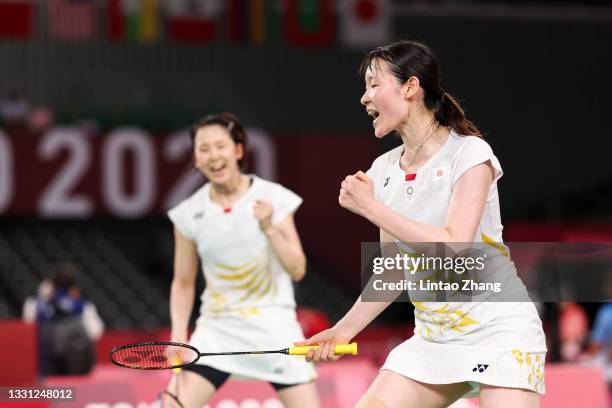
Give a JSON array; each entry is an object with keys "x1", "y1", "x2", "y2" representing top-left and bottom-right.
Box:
[{"x1": 435, "y1": 92, "x2": 482, "y2": 137}]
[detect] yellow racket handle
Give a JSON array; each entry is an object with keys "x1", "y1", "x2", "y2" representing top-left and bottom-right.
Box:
[{"x1": 288, "y1": 342, "x2": 358, "y2": 356}]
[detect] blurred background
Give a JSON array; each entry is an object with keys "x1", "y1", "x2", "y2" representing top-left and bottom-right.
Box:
[{"x1": 0, "y1": 0, "x2": 610, "y2": 407}]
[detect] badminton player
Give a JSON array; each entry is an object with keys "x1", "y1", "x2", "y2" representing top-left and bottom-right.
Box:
[
  {"x1": 165, "y1": 113, "x2": 319, "y2": 407},
  {"x1": 296, "y1": 40, "x2": 546, "y2": 407}
]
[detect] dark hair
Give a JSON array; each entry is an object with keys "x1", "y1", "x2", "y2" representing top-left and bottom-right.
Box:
[
  {"x1": 359, "y1": 40, "x2": 481, "y2": 137},
  {"x1": 190, "y1": 112, "x2": 248, "y2": 167},
  {"x1": 51, "y1": 263, "x2": 78, "y2": 291}
]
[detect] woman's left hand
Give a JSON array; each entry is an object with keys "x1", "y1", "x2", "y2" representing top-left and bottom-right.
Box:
[
  {"x1": 339, "y1": 171, "x2": 375, "y2": 217},
  {"x1": 253, "y1": 199, "x2": 274, "y2": 232}
]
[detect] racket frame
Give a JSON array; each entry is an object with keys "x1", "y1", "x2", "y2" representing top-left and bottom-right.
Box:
[
  {"x1": 109, "y1": 341, "x2": 201, "y2": 370},
  {"x1": 110, "y1": 340, "x2": 358, "y2": 370}
]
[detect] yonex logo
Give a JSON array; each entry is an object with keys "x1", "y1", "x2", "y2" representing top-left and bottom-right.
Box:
[
  {"x1": 193, "y1": 211, "x2": 204, "y2": 219},
  {"x1": 472, "y1": 364, "x2": 489, "y2": 373},
  {"x1": 384, "y1": 177, "x2": 390, "y2": 187}
]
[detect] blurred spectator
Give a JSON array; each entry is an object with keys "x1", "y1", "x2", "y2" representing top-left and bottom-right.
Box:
[
  {"x1": 0, "y1": 87, "x2": 30, "y2": 129},
  {"x1": 23, "y1": 264, "x2": 104, "y2": 376},
  {"x1": 587, "y1": 302, "x2": 612, "y2": 384},
  {"x1": 28, "y1": 107, "x2": 55, "y2": 133},
  {"x1": 559, "y1": 302, "x2": 589, "y2": 361}
]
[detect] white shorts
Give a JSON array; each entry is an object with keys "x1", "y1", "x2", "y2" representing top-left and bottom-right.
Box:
[
  {"x1": 382, "y1": 302, "x2": 546, "y2": 396},
  {"x1": 189, "y1": 306, "x2": 317, "y2": 384}
]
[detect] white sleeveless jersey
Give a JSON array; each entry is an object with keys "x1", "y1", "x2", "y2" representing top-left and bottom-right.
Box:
[
  {"x1": 167, "y1": 176, "x2": 316, "y2": 383},
  {"x1": 168, "y1": 176, "x2": 301, "y2": 318},
  {"x1": 367, "y1": 130, "x2": 528, "y2": 342}
]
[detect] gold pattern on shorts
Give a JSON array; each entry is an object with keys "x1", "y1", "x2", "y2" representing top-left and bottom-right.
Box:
[
  {"x1": 511, "y1": 349, "x2": 545, "y2": 393},
  {"x1": 414, "y1": 302, "x2": 479, "y2": 339}
]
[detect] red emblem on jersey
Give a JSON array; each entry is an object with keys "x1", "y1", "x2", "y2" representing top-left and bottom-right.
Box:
[
  {"x1": 436, "y1": 169, "x2": 443, "y2": 177},
  {"x1": 405, "y1": 173, "x2": 417, "y2": 181}
]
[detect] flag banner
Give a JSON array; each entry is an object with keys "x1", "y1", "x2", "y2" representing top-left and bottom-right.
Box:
[
  {"x1": 339, "y1": 0, "x2": 391, "y2": 49},
  {"x1": 227, "y1": 0, "x2": 281, "y2": 46},
  {"x1": 284, "y1": 0, "x2": 334, "y2": 47},
  {"x1": 108, "y1": 0, "x2": 160, "y2": 43},
  {"x1": 0, "y1": 0, "x2": 34, "y2": 39},
  {"x1": 48, "y1": 0, "x2": 97, "y2": 41},
  {"x1": 166, "y1": 0, "x2": 220, "y2": 43},
  {"x1": 250, "y1": 0, "x2": 265, "y2": 46},
  {"x1": 227, "y1": 0, "x2": 246, "y2": 43},
  {"x1": 139, "y1": 0, "x2": 160, "y2": 42}
]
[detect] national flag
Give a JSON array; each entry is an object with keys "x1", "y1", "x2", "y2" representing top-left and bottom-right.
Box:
[
  {"x1": 166, "y1": 0, "x2": 220, "y2": 43},
  {"x1": 227, "y1": 0, "x2": 282, "y2": 46},
  {"x1": 338, "y1": 0, "x2": 391, "y2": 49},
  {"x1": 250, "y1": 0, "x2": 266, "y2": 45},
  {"x1": 227, "y1": 0, "x2": 246, "y2": 43},
  {"x1": 0, "y1": 0, "x2": 34, "y2": 39},
  {"x1": 284, "y1": 0, "x2": 334, "y2": 47},
  {"x1": 139, "y1": 0, "x2": 159, "y2": 42},
  {"x1": 108, "y1": 0, "x2": 161, "y2": 43},
  {"x1": 47, "y1": 0, "x2": 97, "y2": 41}
]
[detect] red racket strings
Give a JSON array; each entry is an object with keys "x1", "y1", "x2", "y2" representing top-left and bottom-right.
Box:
[{"x1": 112, "y1": 343, "x2": 197, "y2": 369}]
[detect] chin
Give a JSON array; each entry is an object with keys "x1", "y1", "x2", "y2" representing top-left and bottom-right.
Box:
[
  {"x1": 373, "y1": 126, "x2": 389, "y2": 139},
  {"x1": 202, "y1": 170, "x2": 222, "y2": 183},
  {"x1": 210, "y1": 174, "x2": 229, "y2": 185}
]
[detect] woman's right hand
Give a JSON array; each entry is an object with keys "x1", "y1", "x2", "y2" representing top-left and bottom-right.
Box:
[
  {"x1": 168, "y1": 334, "x2": 190, "y2": 365},
  {"x1": 294, "y1": 327, "x2": 353, "y2": 363}
]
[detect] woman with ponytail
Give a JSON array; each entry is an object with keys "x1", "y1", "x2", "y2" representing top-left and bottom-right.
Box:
[{"x1": 295, "y1": 40, "x2": 546, "y2": 407}]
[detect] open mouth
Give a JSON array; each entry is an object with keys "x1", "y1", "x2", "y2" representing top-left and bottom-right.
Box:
[
  {"x1": 209, "y1": 164, "x2": 226, "y2": 175},
  {"x1": 367, "y1": 109, "x2": 380, "y2": 124}
]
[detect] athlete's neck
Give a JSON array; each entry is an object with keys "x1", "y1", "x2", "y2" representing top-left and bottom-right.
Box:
[
  {"x1": 397, "y1": 108, "x2": 448, "y2": 171},
  {"x1": 211, "y1": 173, "x2": 249, "y2": 198},
  {"x1": 397, "y1": 107, "x2": 437, "y2": 150}
]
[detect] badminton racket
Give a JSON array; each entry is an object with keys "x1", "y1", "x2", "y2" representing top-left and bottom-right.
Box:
[{"x1": 110, "y1": 341, "x2": 358, "y2": 370}]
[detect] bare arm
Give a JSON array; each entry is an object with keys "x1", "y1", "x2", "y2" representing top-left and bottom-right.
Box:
[
  {"x1": 170, "y1": 226, "x2": 199, "y2": 343},
  {"x1": 334, "y1": 228, "x2": 402, "y2": 338},
  {"x1": 333, "y1": 296, "x2": 392, "y2": 341},
  {"x1": 263, "y1": 214, "x2": 306, "y2": 281},
  {"x1": 296, "y1": 229, "x2": 403, "y2": 361},
  {"x1": 254, "y1": 200, "x2": 306, "y2": 281}
]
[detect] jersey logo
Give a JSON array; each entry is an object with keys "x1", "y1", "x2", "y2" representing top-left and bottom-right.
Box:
[
  {"x1": 405, "y1": 173, "x2": 416, "y2": 198},
  {"x1": 472, "y1": 364, "x2": 489, "y2": 373},
  {"x1": 193, "y1": 211, "x2": 204, "y2": 220},
  {"x1": 433, "y1": 166, "x2": 447, "y2": 180},
  {"x1": 384, "y1": 177, "x2": 390, "y2": 187}
]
